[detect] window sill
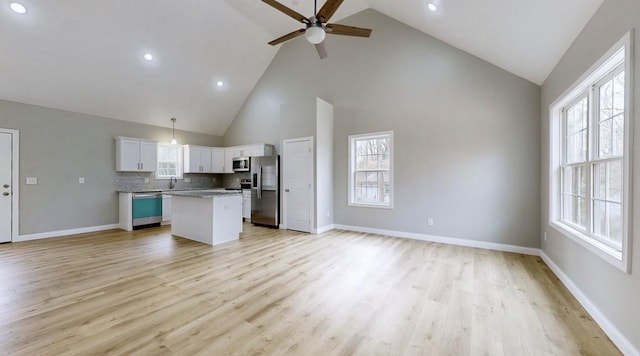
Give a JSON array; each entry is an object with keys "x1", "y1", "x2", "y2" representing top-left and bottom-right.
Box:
[
  {"x1": 348, "y1": 202, "x2": 394, "y2": 209},
  {"x1": 549, "y1": 220, "x2": 628, "y2": 273},
  {"x1": 156, "y1": 176, "x2": 183, "y2": 180}
]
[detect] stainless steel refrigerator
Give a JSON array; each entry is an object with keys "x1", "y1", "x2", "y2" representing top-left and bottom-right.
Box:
[{"x1": 251, "y1": 155, "x2": 279, "y2": 227}]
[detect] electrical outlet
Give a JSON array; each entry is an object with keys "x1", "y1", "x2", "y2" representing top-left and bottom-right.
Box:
[
  {"x1": 78, "y1": 177, "x2": 85, "y2": 184},
  {"x1": 26, "y1": 177, "x2": 37, "y2": 185},
  {"x1": 326, "y1": 211, "x2": 331, "y2": 218},
  {"x1": 427, "y1": 218, "x2": 434, "y2": 226},
  {"x1": 184, "y1": 178, "x2": 191, "y2": 183},
  {"x1": 144, "y1": 178, "x2": 149, "y2": 184},
  {"x1": 544, "y1": 232, "x2": 547, "y2": 241},
  {"x1": 212, "y1": 177, "x2": 217, "y2": 183}
]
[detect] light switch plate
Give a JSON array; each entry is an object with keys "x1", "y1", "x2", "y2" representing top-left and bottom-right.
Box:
[
  {"x1": 144, "y1": 178, "x2": 149, "y2": 183},
  {"x1": 79, "y1": 177, "x2": 85, "y2": 184},
  {"x1": 26, "y1": 177, "x2": 38, "y2": 185}
]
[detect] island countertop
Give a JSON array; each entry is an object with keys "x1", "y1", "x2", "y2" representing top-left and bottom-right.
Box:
[{"x1": 163, "y1": 190, "x2": 242, "y2": 198}]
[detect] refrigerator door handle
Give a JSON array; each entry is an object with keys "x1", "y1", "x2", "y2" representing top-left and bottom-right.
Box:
[{"x1": 257, "y1": 165, "x2": 262, "y2": 200}]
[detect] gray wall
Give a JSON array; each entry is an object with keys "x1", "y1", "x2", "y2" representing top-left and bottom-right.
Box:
[
  {"x1": 224, "y1": 9, "x2": 541, "y2": 247},
  {"x1": 0, "y1": 99, "x2": 222, "y2": 235},
  {"x1": 541, "y1": 0, "x2": 640, "y2": 350},
  {"x1": 316, "y1": 98, "x2": 334, "y2": 230}
]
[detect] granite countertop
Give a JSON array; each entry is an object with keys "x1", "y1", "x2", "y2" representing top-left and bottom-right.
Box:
[
  {"x1": 117, "y1": 188, "x2": 240, "y2": 193},
  {"x1": 164, "y1": 189, "x2": 242, "y2": 198}
]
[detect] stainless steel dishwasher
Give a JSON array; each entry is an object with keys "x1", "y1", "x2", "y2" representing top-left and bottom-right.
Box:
[{"x1": 132, "y1": 192, "x2": 163, "y2": 229}]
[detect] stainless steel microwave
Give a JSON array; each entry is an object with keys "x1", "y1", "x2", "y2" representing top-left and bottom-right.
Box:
[{"x1": 232, "y1": 157, "x2": 250, "y2": 172}]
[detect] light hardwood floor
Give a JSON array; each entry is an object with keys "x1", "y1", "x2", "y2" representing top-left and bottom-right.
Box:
[{"x1": 0, "y1": 224, "x2": 620, "y2": 355}]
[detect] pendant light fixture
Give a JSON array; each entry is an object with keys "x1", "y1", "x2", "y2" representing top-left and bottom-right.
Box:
[{"x1": 170, "y1": 117, "x2": 177, "y2": 144}]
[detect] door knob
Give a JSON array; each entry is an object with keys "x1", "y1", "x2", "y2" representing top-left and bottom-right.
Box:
[
  {"x1": 285, "y1": 189, "x2": 290, "y2": 192},
  {"x1": 3, "y1": 184, "x2": 8, "y2": 188},
  {"x1": 2, "y1": 192, "x2": 9, "y2": 196}
]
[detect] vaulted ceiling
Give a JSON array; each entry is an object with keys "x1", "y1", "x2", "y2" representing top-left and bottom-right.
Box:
[{"x1": 0, "y1": 0, "x2": 603, "y2": 136}]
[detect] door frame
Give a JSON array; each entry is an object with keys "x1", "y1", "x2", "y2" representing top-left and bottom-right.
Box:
[
  {"x1": 281, "y1": 136, "x2": 314, "y2": 232},
  {"x1": 0, "y1": 128, "x2": 19, "y2": 242}
]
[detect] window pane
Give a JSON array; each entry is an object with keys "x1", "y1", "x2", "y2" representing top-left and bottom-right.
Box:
[
  {"x1": 563, "y1": 195, "x2": 587, "y2": 228},
  {"x1": 156, "y1": 145, "x2": 181, "y2": 178},
  {"x1": 598, "y1": 119, "x2": 612, "y2": 157},
  {"x1": 613, "y1": 71, "x2": 625, "y2": 116},
  {"x1": 593, "y1": 200, "x2": 606, "y2": 237},
  {"x1": 593, "y1": 163, "x2": 606, "y2": 200},
  {"x1": 563, "y1": 166, "x2": 586, "y2": 196},
  {"x1": 609, "y1": 203, "x2": 622, "y2": 244},
  {"x1": 612, "y1": 115, "x2": 624, "y2": 156},
  {"x1": 593, "y1": 161, "x2": 623, "y2": 203},
  {"x1": 566, "y1": 98, "x2": 587, "y2": 135},
  {"x1": 600, "y1": 79, "x2": 613, "y2": 120},
  {"x1": 356, "y1": 152, "x2": 367, "y2": 170},
  {"x1": 594, "y1": 201, "x2": 622, "y2": 246},
  {"x1": 608, "y1": 160, "x2": 622, "y2": 202}
]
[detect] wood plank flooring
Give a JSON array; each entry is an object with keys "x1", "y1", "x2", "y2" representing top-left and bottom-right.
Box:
[{"x1": 0, "y1": 224, "x2": 620, "y2": 355}]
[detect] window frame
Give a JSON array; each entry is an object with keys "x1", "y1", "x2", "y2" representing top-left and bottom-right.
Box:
[
  {"x1": 549, "y1": 32, "x2": 633, "y2": 273},
  {"x1": 348, "y1": 130, "x2": 394, "y2": 209},
  {"x1": 156, "y1": 143, "x2": 183, "y2": 180}
]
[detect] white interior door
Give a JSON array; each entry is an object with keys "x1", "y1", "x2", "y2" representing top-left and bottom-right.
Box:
[
  {"x1": 283, "y1": 138, "x2": 312, "y2": 233},
  {"x1": 1, "y1": 132, "x2": 13, "y2": 242}
]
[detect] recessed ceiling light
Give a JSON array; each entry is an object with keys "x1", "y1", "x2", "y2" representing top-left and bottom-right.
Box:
[
  {"x1": 216, "y1": 81, "x2": 224, "y2": 87},
  {"x1": 427, "y1": 2, "x2": 437, "y2": 12},
  {"x1": 143, "y1": 53, "x2": 153, "y2": 61},
  {"x1": 10, "y1": 2, "x2": 27, "y2": 14}
]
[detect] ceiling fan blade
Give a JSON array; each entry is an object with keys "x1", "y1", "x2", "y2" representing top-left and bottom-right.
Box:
[
  {"x1": 316, "y1": 0, "x2": 343, "y2": 23},
  {"x1": 262, "y1": 0, "x2": 308, "y2": 24},
  {"x1": 315, "y1": 42, "x2": 328, "y2": 59},
  {"x1": 325, "y1": 23, "x2": 372, "y2": 37},
  {"x1": 268, "y1": 29, "x2": 306, "y2": 45}
]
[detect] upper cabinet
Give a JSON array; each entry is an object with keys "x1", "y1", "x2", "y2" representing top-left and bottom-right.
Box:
[
  {"x1": 224, "y1": 148, "x2": 241, "y2": 173},
  {"x1": 211, "y1": 148, "x2": 225, "y2": 173},
  {"x1": 222, "y1": 144, "x2": 274, "y2": 173},
  {"x1": 248, "y1": 144, "x2": 274, "y2": 157},
  {"x1": 184, "y1": 145, "x2": 213, "y2": 173},
  {"x1": 116, "y1": 137, "x2": 157, "y2": 172},
  {"x1": 182, "y1": 143, "x2": 275, "y2": 174}
]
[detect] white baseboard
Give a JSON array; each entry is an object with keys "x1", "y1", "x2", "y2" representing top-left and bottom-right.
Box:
[
  {"x1": 313, "y1": 224, "x2": 335, "y2": 235},
  {"x1": 332, "y1": 224, "x2": 540, "y2": 256},
  {"x1": 540, "y1": 252, "x2": 638, "y2": 356},
  {"x1": 16, "y1": 224, "x2": 121, "y2": 242}
]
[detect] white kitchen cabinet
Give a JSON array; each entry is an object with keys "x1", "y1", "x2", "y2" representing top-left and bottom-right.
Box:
[
  {"x1": 224, "y1": 148, "x2": 239, "y2": 173},
  {"x1": 184, "y1": 145, "x2": 212, "y2": 173},
  {"x1": 242, "y1": 190, "x2": 251, "y2": 220},
  {"x1": 116, "y1": 137, "x2": 158, "y2": 172},
  {"x1": 162, "y1": 194, "x2": 172, "y2": 223},
  {"x1": 211, "y1": 148, "x2": 225, "y2": 173},
  {"x1": 248, "y1": 144, "x2": 274, "y2": 157}
]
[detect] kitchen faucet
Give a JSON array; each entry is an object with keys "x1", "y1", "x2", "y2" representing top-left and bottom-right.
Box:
[{"x1": 169, "y1": 176, "x2": 177, "y2": 189}]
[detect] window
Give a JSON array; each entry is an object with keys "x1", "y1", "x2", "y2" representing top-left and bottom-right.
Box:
[
  {"x1": 549, "y1": 33, "x2": 632, "y2": 272},
  {"x1": 156, "y1": 144, "x2": 182, "y2": 179},
  {"x1": 348, "y1": 131, "x2": 393, "y2": 208}
]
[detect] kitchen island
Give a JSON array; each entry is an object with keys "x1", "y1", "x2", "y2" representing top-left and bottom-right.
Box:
[{"x1": 164, "y1": 190, "x2": 243, "y2": 246}]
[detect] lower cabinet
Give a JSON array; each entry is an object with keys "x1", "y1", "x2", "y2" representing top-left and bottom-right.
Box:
[
  {"x1": 242, "y1": 190, "x2": 251, "y2": 220},
  {"x1": 162, "y1": 195, "x2": 172, "y2": 223}
]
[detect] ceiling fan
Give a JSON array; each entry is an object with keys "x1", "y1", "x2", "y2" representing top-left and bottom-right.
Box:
[{"x1": 262, "y1": 0, "x2": 372, "y2": 59}]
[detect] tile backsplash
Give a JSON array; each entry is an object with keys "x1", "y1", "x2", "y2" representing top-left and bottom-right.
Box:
[
  {"x1": 116, "y1": 172, "x2": 222, "y2": 191},
  {"x1": 116, "y1": 172, "x2": 252, "y2": 191},
  {"x1": 223, "y1": 172, "x2": 251, "y2": 188}
]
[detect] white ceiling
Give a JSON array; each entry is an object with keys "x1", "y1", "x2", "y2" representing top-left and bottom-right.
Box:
[{"x1": 0, "y1": 0, "x2": 603, "y2": 136}]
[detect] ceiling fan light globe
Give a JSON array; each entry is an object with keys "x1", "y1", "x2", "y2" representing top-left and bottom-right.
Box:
[{"x1": 305, "y1": 26, "x2": 326, "y2": 44}]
